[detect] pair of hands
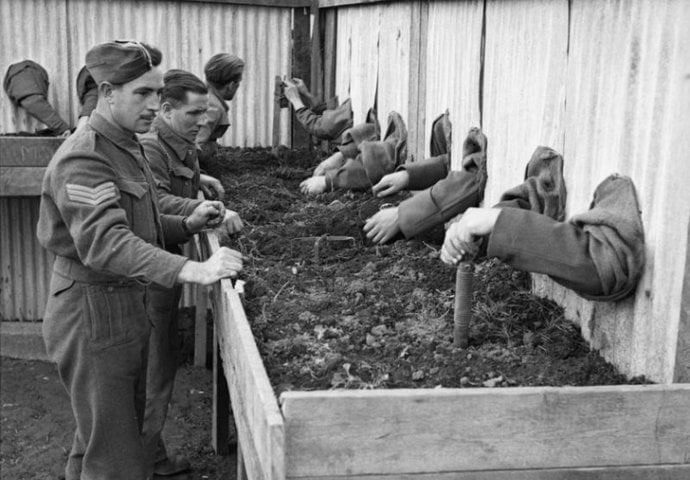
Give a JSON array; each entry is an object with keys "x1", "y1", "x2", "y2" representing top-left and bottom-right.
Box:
[
  {"x1": 199, "y1": 173, "x2": 225, "y2": 201},
  {"x1": 186, "y1": 200, "x2": 243, "y2": 236},
  {"x1": 362, "y1": 170, "x2": 411, "y2": 243}
]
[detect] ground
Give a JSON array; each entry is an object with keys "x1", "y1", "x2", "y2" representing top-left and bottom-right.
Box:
[
  {"x1": 1, "y1": 146, "x2": 647, "y2": 479},
  {"x1": 1, "y1": 357, "x2": 237, "y2": 479}
]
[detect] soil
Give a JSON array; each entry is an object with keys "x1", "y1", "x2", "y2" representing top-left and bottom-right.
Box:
[
  {"x1": 207, "y1": 147, "x2": 649, "y2": 397},
  {"x1": 1, "y1": 353, "x2": 237, "y2": 480}
]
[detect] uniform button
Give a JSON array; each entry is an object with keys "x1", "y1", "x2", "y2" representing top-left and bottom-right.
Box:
[{"x1": 107, "y1": 286, "x2": 114, "y2": 292}]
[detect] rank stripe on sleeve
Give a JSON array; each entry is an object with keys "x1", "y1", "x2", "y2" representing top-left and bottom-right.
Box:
[{"x1": 66, "y1": 182, "x2": 118, "y2": 205}]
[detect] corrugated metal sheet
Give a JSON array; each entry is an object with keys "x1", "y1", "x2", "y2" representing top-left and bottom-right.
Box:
[
  {"x1": 1, "y1": 0, "x2": 292, "y2": 146},
  {"x1": 481, "y1": 0, "x2": 569, "y2": 206},
  {"x1": 0, "y1": 197, "x2": 53, "y2": 321},
  {"x1": 423, "y1": 0, "x2": 483, "y2": 162},
  {"x1": 533, "y1": 0, "x2": 690, "y2": 383}
]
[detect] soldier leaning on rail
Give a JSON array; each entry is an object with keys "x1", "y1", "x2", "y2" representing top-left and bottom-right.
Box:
[
  {"x1": 37, "y1": 40, "x2": 243, "y2": 480},
  {"x1": 139, "y1": 68, "x2": 243, "y2": 478},
  {"x1": 196, "y1": 52, "x2": 244, "y2": 170}
]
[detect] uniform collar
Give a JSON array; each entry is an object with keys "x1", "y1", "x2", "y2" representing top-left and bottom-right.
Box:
[
  {"x1": 152, "y1": 116, "x2": 196, "y2": 162},
  {"x1": 207, "y1": 84, "x2": 229, "y2": 112},
  {"x1": 89, "y1": 111, "x2": 142, "y2": 155}
]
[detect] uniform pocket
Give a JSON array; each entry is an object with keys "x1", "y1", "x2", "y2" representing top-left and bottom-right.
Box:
[
  {"x1": 84, "y1": 283, "x2": 149, "y2": 349},
  {"x1": 116, "y1": 176, "x2": 158, "y2": 243},
  {"x1": 49, "y1": 273, "x2": 75, "y2": 297},
  {"x1": 169, "y1": 164, "x2": 194, "y2": 198}
]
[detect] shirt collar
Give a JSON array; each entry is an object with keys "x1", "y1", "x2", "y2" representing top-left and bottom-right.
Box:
[
  {"x1": 207, "y1": 84, "x2": 229, "y2": 112},
  {"x1": 152, "y1": 116, "x2": 196, "y2": 162}
]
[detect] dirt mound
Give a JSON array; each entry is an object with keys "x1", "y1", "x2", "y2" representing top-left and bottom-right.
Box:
[{"x1": 213, "y1": 147, "x2": 649, "y2": 395}]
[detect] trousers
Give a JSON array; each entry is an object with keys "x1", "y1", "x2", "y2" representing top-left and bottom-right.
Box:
[
  {"x1": 142, "y1": 283, "x2": 183, "y2": 467},
  {"x1": 43, "y1": 259, "x2": 152, "y2": 480}
]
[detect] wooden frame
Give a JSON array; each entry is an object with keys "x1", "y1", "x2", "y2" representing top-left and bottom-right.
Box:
[
  {"x1": 0, "y1": 137, "x2": 64, "y2": 196},
  {"x1": 198, "y1": 230, "x2": 690, "y2": 480}
]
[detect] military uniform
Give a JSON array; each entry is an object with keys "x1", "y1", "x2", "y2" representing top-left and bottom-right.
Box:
[
  {"x1": 3, "y1": 60, "x2": 70, "y2": 135},
  {"x1": 322, "y1": 111, "x2": 407, "y2": 192},
  {"x1": 488, "y1": 173, "x2": 645, "y2": 301},
  {"x1": 196, "y1": 84, "x2": 229, "y2": 169},
  {"x1": 139, "y1": 116, "x2": 204, "y2": 470},
  {"x1": 37, "y1": 110, "x2": 192, "y2": 479},
  {"x1": 76, "y1": 66, "x2": 99, "y2": 121},
  {"x1": 294, "y1": 97, "x2": 353, "y2": 144},
  {"x1": 398, "y1": 127, "x2": 488, "y2": 238}
]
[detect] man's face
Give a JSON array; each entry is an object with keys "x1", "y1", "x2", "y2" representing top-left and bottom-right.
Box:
[
  {"x1": 222, "y1": 74, "x2": 242, "y2": 101},
  {"x1": 110, "y1": 68, "x2": 164, "y2": 134},
  {"x1": 162, "y1": 91, "x2": 209, "y2": 142}
]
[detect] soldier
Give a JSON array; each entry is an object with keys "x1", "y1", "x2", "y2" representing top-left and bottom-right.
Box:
[
  {"x1": 139, "y1": 69, "x2": 242, "y2": 477},
  {"x1": 3, "y1": 60, "x2": 71, "y2": 136},
  {"x1": 440, "y1": 172, "x2": 645, "y2": 301},
  {"x1": 196, "y1": 52, "x2": 245, "y2": 169},
  {"x1": 282, "y1": 77, "x2": 353, "y2": 147},
  {"x1": 364, "y1": 114, "x2": 490, "y2": 244},
  {"x1": 75, "y1": 43, "x2": 163, "y2": 129},
  {"x1": 37, "y1": 41, "x2": 243, "y2": 480}
]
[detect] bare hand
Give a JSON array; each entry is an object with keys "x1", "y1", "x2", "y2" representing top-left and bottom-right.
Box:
[
  {"x1": 177, "y1": 247, "x2": 243, "y2": 285},
  {"x1": 220, "y1": 209, "x2": 243, "y2": 235},
  {"x1": 187, "y1": 200, "x2": 226, "y2": 232},
  {"x1": 363, "y1": 207, "x2": 401, "y2": 244},
  {"x1": 199, "y1": 173, "x2": 225, "y2": 201},
  {"x1": 300, "y1": 176, "x2": 327, "y2": 195},
  {"x1": 283, "y1": 79, "x2": 305, "y2": 109},
  {"x1": 372, "y1": 171, "x2": 410, "y2": 197},
  {"x1": 313, "y1": 152, "x2": 345, "y2": 176},
  {"x1": 291, "y1": 77, "x2": 309, "y2": 95},
  {"x1": 440, "y1": 208, "x2": 500, "y2": 264}
]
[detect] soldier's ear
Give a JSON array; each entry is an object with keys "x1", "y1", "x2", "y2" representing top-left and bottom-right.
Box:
[
  {"x1": 160, "y1": 101, "x2": 174, "y2": 119},
  {"x1": 99, "y1": 82, "x2": 115, "y2": 103}
]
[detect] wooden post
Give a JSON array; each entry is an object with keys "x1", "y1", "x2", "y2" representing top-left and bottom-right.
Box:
[
  {"x1": 272, "y1": 75, "x2": 284, "y2": 148},
  {"x1": 212, "y1": 320, "x2": 231, "y2": 455},
  {"x1": 292, "y1": 5, "x2": 311, "y2": 149},
  {"x1": 453, "y1": 261, "x2": 474, "y2": 348},
  {"x1": 193, "y1": 283, "x2": 208, "y2": 367}
]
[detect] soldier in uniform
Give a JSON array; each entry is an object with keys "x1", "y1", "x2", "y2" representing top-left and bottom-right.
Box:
[
  {"x1": 196, "y1": 52, "x2": 245, "y2": 169},
  {"x1": 37, "y1": 41, "x2": 243, "y2": 480},
  {"x1": 3, "y1": 59, "x2": 71, "y2": 136},
  {"x1": 139, "y1": 69, "x2": 241, "y2": 477}
]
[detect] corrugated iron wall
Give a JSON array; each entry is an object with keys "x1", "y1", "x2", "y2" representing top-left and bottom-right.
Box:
[
  {"x1": 328, "y1": 0, "x2": 690, "y2": 383},
  {"x1": 0, "y1": 198, "x2": 53, "y2": 321},
  {"x1": 1, "y1": 0, "x2": 292, "y2": 146}
]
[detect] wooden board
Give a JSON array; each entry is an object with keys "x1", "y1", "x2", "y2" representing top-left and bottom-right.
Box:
[
  {"x1": 283, "y1": 464, "x2": 690, "y2": 479},
  {"x1": 201, "y1": 231, "x2": 286, "y2": 479},
  {"x1": 0, "y1": 167, "x2": 46, "y2": 196},
  {"x1": 281, "y1": 385, "x2": 690, "y2": 477},
  {"x1": 0, "y1": 137, "x2": 63, "y2": 167}
]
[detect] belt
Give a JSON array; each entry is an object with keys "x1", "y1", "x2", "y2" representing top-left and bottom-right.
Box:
[{"x1": 53, "y1": 256, "x2": 146, "y2": 286}]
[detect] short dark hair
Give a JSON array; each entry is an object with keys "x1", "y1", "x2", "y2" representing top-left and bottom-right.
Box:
[
  {"x1": 204, "y1": 53, "x2": 244, "y2": 87},
  {"x1": 161, "y1": 69, "x2": 208, "y2": 106}
]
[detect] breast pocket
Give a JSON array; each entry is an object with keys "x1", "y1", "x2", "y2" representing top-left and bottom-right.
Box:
[
  {"x1": 117, "y1": 177, "x2": 158, "y2": 243},
  {"x1": 169, "y1": 164, "x2": 194, "y2": 198}
]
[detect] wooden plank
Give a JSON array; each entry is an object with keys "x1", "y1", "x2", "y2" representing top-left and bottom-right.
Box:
[
  {"x1": 288, "y1": 464, "x2": 690, "y2": 479},
  {"x1": 310, "y1": 0, "x2": 324, "y2": 105},
  {"x1": 193, "y1": 283, "x2": 208, "y2": 367},
  {"x1": 212, "y1": 323, "x2": 231, "y2": 455},
  {"x1": 291, "y1": 5, "x2": 312, "y2": 149},
  {"x1": 322, "y1": 8, "x2": 337, "y2": 104},
  {"x1": 0, "y1": 167, "x2": 46, "y2": 196},
  {"x1": 406, "y1": 0, "x2": 427, "y2": 163},
  {"x1": 281, "y1": 385, "x2": 690, "y2": 477},
  {"x1": 201, "y1": 231, "x2": 286, "y2": 480},
  {"x1": 0, "y1": 137, "x2": 63, "y2": 167},
  {"x1": 318, "y1": 0, "x2": 390, "y2": 8}
]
